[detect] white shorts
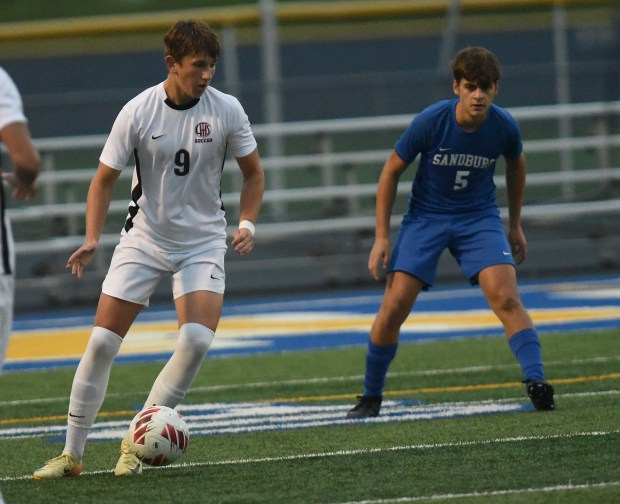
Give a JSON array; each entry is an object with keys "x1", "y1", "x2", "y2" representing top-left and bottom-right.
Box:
[{"x1": 102, "y1": 233, "x2": 226, "y2": 307}]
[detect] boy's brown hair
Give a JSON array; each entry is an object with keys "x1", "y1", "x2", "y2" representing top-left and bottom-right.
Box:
[
  {"x1": 164, "y1": 20, "x2": 220, "y2": 62},
  {"x1": 452, "y1": 47, "x2": 500, "y2": 90}
]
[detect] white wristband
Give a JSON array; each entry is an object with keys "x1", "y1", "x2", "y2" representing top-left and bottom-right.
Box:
[{"x1": 239, "y1": 220, "x2": 255, "y2": 237}]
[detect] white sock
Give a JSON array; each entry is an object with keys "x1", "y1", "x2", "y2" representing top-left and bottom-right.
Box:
[
  {"x1": 144, "y1": 323, "x2": 214, "y2": 408},
  {"x1": 64, "y1": 425, "x2": 90, "y2": 460},
  {"x1": 0, "y1": 275, "x2": 15, "y2": 374},
  {"x1": 64, "y1": 327, "x2": 122, "y2": 459}
]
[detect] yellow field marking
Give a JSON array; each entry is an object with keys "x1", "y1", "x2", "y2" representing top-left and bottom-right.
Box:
[
  {"x1": 0, "y1": 409, "x2": 136, "y2": 426},
  {"x1": 262, "y1": 372, "x2": 620, "y2": 403},
  {"x1": 0, "y1": 414, "x2": 68, "y2": 425},
  {"x1": 7, "y1": 307, "x2": 620, "y2": 361},
  {"x1": 215, "y1": 307, "x2": 620, "y2": 330}
]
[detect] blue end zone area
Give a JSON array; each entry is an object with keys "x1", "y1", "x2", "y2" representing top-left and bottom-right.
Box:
[{"x1": 5, "y1": 275, "x2": 620, "y2": 373}]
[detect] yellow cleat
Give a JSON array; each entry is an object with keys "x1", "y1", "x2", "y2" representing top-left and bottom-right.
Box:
[
  {"x1": 33, "y1": 451, "x2": 82, "y2": 480},
  {"x1": 114, "y1": 438, "x2": 142, "y2": 476}
]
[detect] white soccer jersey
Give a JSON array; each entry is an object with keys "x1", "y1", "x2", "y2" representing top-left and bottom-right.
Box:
[
  {"x1": 0, "y1": 66, "x2": 27, "y2": 276},
  {"x1": 100, "y1": 82, "x2": 257, "y2": 251}
]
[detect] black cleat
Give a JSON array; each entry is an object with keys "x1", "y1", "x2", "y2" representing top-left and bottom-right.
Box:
[
  {"x1": 524, "y1": 380, "x2": 555, "y2": 411},
  {"x1": 346, "y1": 395, "x2": 382, "y2": 419}
]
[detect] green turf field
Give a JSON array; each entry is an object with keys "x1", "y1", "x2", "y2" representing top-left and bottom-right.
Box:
[{"x1": 1, "y1": 329, "x2": 619, "y2": 503}]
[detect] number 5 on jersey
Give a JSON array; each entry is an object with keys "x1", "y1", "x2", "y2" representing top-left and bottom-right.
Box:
[{"x1": 454, "y1": 170, "x2": 470, "y2": 190}]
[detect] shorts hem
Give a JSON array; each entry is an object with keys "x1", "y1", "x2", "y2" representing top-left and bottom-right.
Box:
[{"x1": 387, "y1": 269, "x2": 432, "y2": 290}]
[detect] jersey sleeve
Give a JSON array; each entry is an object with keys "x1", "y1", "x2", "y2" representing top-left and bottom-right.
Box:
[
  {"x1": 227, "y1": 97, "x2": 257, "y2": 158},
  {"x1": 0, "y1": 68, "x2": 27, "y2": 131},
  {"x1": 393, "y1": 112, "x2": 430, "y2": 165},
  {"x1": 500, "y1": 110, "x2": 523, "y2": 160},
  {"x1": 99, "y1": 105, "x2": 135, "y2": 170}
]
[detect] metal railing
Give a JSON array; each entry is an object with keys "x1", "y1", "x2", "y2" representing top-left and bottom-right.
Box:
[
  {"x1": 8, "y1": 100, "x2": 620, "y2": 248},
  {"x1": 4, "y1": 100, "x2": 620, "y2": 310}
]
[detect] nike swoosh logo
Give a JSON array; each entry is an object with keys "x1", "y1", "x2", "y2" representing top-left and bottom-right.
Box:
[
  {"x1": 502, "y1": 251, "x2": 512, "y2": 256},
  {"x1": 439, "y1": 147, "x2": 451, "y2": 152},
  {"x1": 210, "y1": 274, "x2": 222, "y2": 280},
  {"x1": 151, "y1": 134, "x2": 165, "y2": 140},
  {"x1": 69, "y1": 412, "x2": 85, "y2": 418}
]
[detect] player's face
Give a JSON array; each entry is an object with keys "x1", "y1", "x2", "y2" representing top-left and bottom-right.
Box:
[
  {"x1": 167, "y1": 53, "x2": 217, "y2": 104},
  {"x1": 453, "y1": 78, "x2": 498, "y2": 128}
]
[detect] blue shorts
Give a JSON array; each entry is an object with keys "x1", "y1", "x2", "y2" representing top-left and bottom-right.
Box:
[{"x1": 388, "y1": 209, "x2": 514, "y2": 288}]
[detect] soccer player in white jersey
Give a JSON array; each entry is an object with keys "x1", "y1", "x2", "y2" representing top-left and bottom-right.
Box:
[
  {"x1": 0, "y1": 66, "x2": 40, "y2": 375},
  {"x1": 34, "y1": 20, "x2": 265, "y2": 479},
  {"x1": 346, "y1": 47, "x2": 554, "y2": 419}
]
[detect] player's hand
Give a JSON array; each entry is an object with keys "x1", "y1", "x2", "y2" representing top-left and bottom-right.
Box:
[
  {"x1": 368, "y1": 238, "x2": 390, "y2": 281},
  {"x1": 231, "y1": 228, "x2": 254, "y2": 256},
  {"x1": 66, "y1": 242, "x2": 98, "y2": 278},
  {"x1": 1, "y1": 172, "x2": 37, "y2": 201},
  {"x1": 508, "y1": 226, "x2": 527, "y2": 265}
]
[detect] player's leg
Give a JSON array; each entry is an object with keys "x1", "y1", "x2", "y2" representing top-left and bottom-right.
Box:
[
  {"x1": 66, "y1": 295, "x2": 143, "y2": 451},
  {"x1": 478, "y1": 264, "x2": 534, "y2": 339},
  {"x1": 0, "y1": 221, "x2": 15, "y2": 375},
  {"x1": 115, "y1": 291, "x2": 219, "y2": 478},
  {"x1": 347, "y1": 272, "x2": 425, "y2": 419},
  {"x1": 142, "y1": 249, "x2": 224, "y2": 409},
  {"x1": 143, "y1": 290, "x2": 221, "y2": 408},
  {"x1": 478, "y1": 265, "x2": 554, "y2": 410},
  {"x1": 455, "y1": 212, "x2": 554, "y2": 411},
  {"x1": 115, "y1": 250, "x2": 225, "y2": 476},
  {"x1": 370, "y1": 272, "x2": 424, "y2": 371},
  {"x1": 35, "y1": 236, "x2": 160, "y2": 479},
  {"x1": 34, "y1": 295, "x2": 143, "y2": 480},
  {"x1": 0, "y1": 274, "x2": 14, "y2": 375},
  {"x1": 347, "y1": 212, "x2": 445, "y2": 419}
]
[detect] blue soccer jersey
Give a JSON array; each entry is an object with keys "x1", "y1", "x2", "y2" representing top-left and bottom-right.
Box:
[{"x1": 395, "y1": 98, "x2": 522, "y2": 214}]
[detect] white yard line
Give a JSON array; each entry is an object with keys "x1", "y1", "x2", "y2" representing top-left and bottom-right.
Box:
[
  {"x1": 2, "y1": 428, "x2": 618, "y2": 482},
  {"x1": 329, "y1": 481, "x2": 620, "y2": 503}
]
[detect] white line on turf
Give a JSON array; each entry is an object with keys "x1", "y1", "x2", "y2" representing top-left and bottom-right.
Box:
[
  {"x1": 328, "y1": 481, "x2": 620, "y2": 504},
  {"x1": 3, "y1": 429, "x2": 618, "y2": 482}
]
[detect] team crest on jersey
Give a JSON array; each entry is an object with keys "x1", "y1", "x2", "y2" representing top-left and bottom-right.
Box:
[{"x1": 195, "y1": 122, "x2": 213, "y2": 143}]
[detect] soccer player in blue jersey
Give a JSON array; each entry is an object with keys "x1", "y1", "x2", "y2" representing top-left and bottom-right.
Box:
[{"x1": 346, "y1": 47, "x2": 554, "y2": 419}]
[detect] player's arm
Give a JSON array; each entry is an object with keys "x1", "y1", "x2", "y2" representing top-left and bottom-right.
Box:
[
  {"x1": 67, "y1": 162, "x2": 121, "y2": 277},
  {"x1": 0, "y1": 121, "x2": 39, "y2": 201},
  {"x1": 369, "y1": 150, "x2": 409, "y2": 281},
  {"x1": 505, "y1": 153, "x2": 527, "y2": 264},
  {"x1": 231, "y1": 147, "x2": 265, "y2": 256}
]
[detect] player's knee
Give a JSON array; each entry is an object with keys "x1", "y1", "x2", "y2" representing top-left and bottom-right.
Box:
[
  {"x1": 88, "y1": 327, "x2": 123, "y2": 360},
  {"x1": 491, "y1": 293, "x2": 523, "y2": 316},
  {"x1": 179, "y1": 323, "x2": 214, "y2": 356},
  {"x1": 375, "y1": 302, "x2": 411, "y2": 335}
]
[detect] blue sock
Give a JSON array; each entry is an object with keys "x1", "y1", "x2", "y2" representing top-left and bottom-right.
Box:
[
  {"x1": 363, "y1": 341, "x2": 398, "y2": 397},
  {"x1": 508, "y1": 328, "x2": 544, "y2": 381}
]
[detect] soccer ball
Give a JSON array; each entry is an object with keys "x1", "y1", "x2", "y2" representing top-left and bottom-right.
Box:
[{"x1": 127, "y1": 405, "x2": 189, "y2": 466}]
